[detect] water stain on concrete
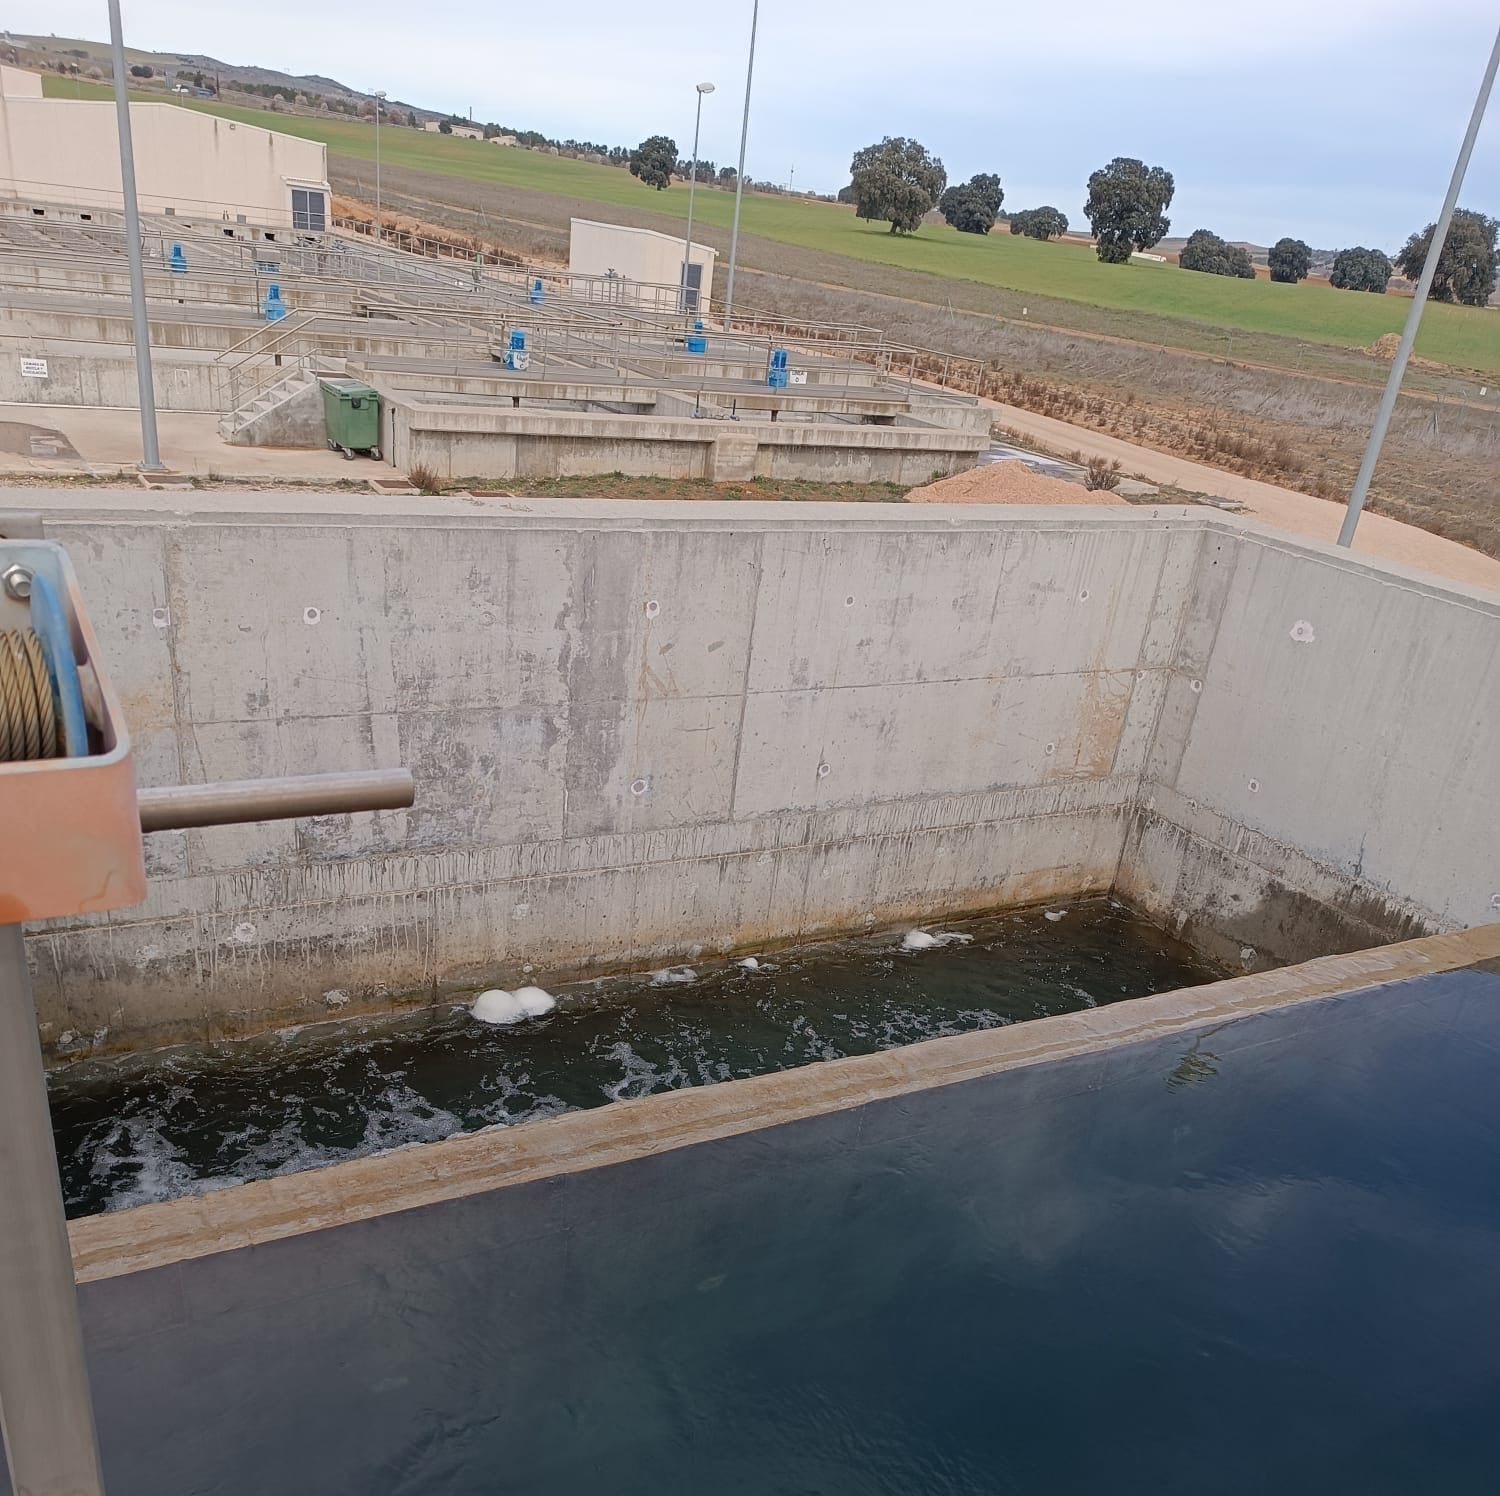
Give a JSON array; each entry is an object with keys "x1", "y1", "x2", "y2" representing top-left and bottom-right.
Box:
[{"x1": 0, "y1": 420, "x2": 83, "y2": 462}]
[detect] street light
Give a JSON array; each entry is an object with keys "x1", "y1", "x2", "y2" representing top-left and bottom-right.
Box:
[
  {"x1": 682, "y1": 81, "x2": 714, "y2": 315},
  {"x1": 107, "y1": 0, "x2": 164, "y2": 474},
  {"x1": 373, "y1": 89, "x2": 386, "y2": 244},
  {"x1": 721, "y1": 0, "x2": 759, "y2": 336}
]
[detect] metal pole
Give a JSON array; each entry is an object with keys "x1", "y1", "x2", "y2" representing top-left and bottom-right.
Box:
[
  {"x1": 1338, "y1": 23, "x2": 1500, "y2": 548},
  {"x1": 721, "y1": 0, "x2": 759, "y2": 336},
  {"x1": 107, "y1": 0, "x2": 164, "y2": 473},
  {"x1": 0, "y1": 923, "x2": 108, "y2": 1496},
  {"x1": 682, "y1": 87, "x2": 705, "y2": 315},
  {"x1": 374, "y1": 90, "x2": 385, "y2": 244},
  {"x1": 138, "y1": 768, "x2": 415, "y2": 832}
]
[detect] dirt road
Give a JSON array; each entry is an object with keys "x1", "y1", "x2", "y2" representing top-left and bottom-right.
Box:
[{"x1": 990, "y1": 401, "x2": 1500, "y2": 593}]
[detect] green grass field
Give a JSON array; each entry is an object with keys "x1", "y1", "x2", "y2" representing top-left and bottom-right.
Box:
[{"x1": 43, "y1": 75, "x2": 1500, "y2": 373}]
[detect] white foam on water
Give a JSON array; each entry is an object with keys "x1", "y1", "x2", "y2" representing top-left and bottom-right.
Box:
[
  {"x1": 1045, "y1": 910, "x2": 1066, "y2": 923},
  {"x1": 736, "y1": 956, "x2": 762, "y2": 971},
  {"x1": 85, "y1": 1113, "x2": 243, "y2": 1213},
  {"x1": 512, "y1": 985, "x2": 557, "y2": 1018},
  {"x1": 650, "y1": 965, "x2": 698, "y2": 986},
  {"x1": 602, "y1": 1041, "x2": 689, "y2": 1102},
  {"x1": 471, "y1": 988, "x2": 553, "y2": 1025},
  {"x1": 471, "y1": 1072, "x2": 571, "y2": 1129},
  {"x1": 900, "y1": 929, "x2": 973, "y2": 951}
]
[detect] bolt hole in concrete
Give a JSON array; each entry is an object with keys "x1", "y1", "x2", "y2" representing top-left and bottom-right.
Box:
[
  {"x1": 48, "y1": 900, "x2": 1217, "y2": 1218},
  {"x1": 644, "y1": 599, "x2": 660, "y2": 619}
]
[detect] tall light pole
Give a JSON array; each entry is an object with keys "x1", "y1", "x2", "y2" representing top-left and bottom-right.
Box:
[
  {"x1": 1337, "y1": 23, "x2": 1499, "y2": 548},
  {"x1": 373, "y1": 89, "x2": 386, "y2": 243},
  {"x1": 682, "y1": 81, "x2": 714, "y2": 315},
  {"x1": 721, "y1": 0, "x2": 759, "y2": 335},
  {"x1": 107, "y1": 0, "x2": 164, "y2": 472}
]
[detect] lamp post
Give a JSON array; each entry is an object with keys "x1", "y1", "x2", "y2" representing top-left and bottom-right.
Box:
[
  {"x1": 107, "y1": 0, "x2": 164, "y2": 473},
  {"x1": 721, "y1": 0, "x2": 759, "y2": 336},
  {"x1": 682, "y1": 81, "x2": 714, "y2": 315},
  {"x1": 373, "y1": 89, "x2": 386, "y2": 244}
]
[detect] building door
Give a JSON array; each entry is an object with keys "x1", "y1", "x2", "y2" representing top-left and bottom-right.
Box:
[
  {"x1": 681, "y1": 261, "x2": 702, "y2": 313},
  {"x1": 291, "y1": 188, "x2": 327, "y2": 232}
]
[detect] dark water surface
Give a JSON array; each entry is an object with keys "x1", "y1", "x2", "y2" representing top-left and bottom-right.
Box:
[
  {"x1": 51, "y1": 899, "x2": 1213, "y2": 1217},
  {"x1": 39, "y1": 964, "x2": 1500, "y2": 1496}
]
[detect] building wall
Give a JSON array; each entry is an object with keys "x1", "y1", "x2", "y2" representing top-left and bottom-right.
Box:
[
  {"x1": 569, "y1": 218, "x2": 716, "y2": 303},
  {"x1": 0, "y1": 78, "x2": 328, "y2": 226}
]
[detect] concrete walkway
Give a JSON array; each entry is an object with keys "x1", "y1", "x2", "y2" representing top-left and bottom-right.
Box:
[
  {"x1": 987, "y1": 400, "x2": 1500, "y2": 594},
  {"x1": 0, "y1": 404, "x2": 369, "y2": 481}
]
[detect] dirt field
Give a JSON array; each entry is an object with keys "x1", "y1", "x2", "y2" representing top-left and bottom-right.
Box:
[{"x1": 333, "y1": 161, "x2": 1500, "y2": 560}]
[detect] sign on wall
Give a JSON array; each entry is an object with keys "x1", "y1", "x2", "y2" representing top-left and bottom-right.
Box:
[{"x1": 19, "y1": 357, "x2": 48, "y2": 379}]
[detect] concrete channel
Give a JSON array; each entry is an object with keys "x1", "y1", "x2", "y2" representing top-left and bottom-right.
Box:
[{"x1": 24, "y1": 497, "x2": 1499, "y2": 1057}]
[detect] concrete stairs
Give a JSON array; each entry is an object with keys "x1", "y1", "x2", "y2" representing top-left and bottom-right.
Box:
[{"x1": 218, "y1": 368, "x2": 331, "y2": 447}]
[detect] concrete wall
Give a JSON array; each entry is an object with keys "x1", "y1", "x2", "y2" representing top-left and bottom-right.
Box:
[
  {"x1": 28, "y1": 504, "x2": 1190, "y2": 1053},
  {"x1": 570, "y1": 219, "x2": 715, "y2": 305},
  {"x1": 383, "y1": 399, "x2": 987, "y2": 485},
  {"x1": 0, "y1": 262, "x2": 360, "y2": 314},
  {"x1": 23, "y1": 504, "x2": 1499, "y2": 1055},
  {"x1": 0, "y1": 348, "x2": 220, "y2": 410},
  {"x1": 0, "y1": 302, "x2": 486, "y2": 359},
  {"x1": 1116, "y1": 523, "x2": 1500, "y2": 969},
  {"x1": 0, "y1": 78, "x2": 328, "y2": 226}
]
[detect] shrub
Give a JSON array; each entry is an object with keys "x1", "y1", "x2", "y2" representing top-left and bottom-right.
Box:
[
  {"x1": 1179, "y1": 228, "x2": 1256, "y2": 279},
  {"x1": 1084, "y1": 456, "x2": 1123, "y2": 491}
]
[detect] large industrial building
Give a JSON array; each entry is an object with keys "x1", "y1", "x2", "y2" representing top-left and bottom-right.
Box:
[{"x1": 0, "y1": 65, "x2": 329, "y2": 228}]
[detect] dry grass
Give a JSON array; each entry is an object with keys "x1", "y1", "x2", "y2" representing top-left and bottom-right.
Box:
[
  {"x1": 1084, "y1": 456, "x2": 1124, "y2": 492},
  {"x1": 406, "y1": 463, "x2": 444, "y2": 496}
]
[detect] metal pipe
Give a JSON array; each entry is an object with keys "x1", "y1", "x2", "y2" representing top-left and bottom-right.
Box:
[
  {"x1": 107, "y1": 0, "x2": 164, "y2": 472},
  {"x1": 721, "y1": 0, "x2": 759, "y2": 336},
  {"x1": 138, "y1": 769, "x2": 415, "y2": 832},
  {"x1": 1338, "y1": 23, "x2": 1500, "y2": 548},
  {"x1": 0, "y1": 922, "x2": 108, "y2": 1496}
]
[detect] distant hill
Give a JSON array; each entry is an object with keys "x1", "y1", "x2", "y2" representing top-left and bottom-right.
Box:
[{"x1": 1, "y1": 31, "x2": 427, "y2": 119}]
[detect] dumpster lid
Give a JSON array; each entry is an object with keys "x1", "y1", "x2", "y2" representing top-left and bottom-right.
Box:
[{"x1": 320, "y1": 378, "x2": 377, "y2": 396}]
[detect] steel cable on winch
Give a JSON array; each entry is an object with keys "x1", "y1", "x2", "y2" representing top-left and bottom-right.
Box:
[{"x1": 0, "y1": 627, "x2": 58, "y2": 762}]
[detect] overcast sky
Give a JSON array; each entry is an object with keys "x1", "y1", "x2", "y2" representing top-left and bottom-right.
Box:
[{"x1": 13, "y1": 1, "x2": 1499, "y2": 247}]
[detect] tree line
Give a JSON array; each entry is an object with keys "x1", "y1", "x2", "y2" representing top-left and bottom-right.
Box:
[{"x1": 627, "y1": 128, "x2": 1500, "y2": 306}]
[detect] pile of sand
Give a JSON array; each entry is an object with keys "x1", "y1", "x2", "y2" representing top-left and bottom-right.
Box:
[{"x1": 907, "y1": 462, "x2": 1125, "y2": 506}]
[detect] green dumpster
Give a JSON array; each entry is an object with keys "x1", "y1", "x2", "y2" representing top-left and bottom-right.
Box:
[{"x1": 320, "y1": 378, "x2": 381, "y2": 459}]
